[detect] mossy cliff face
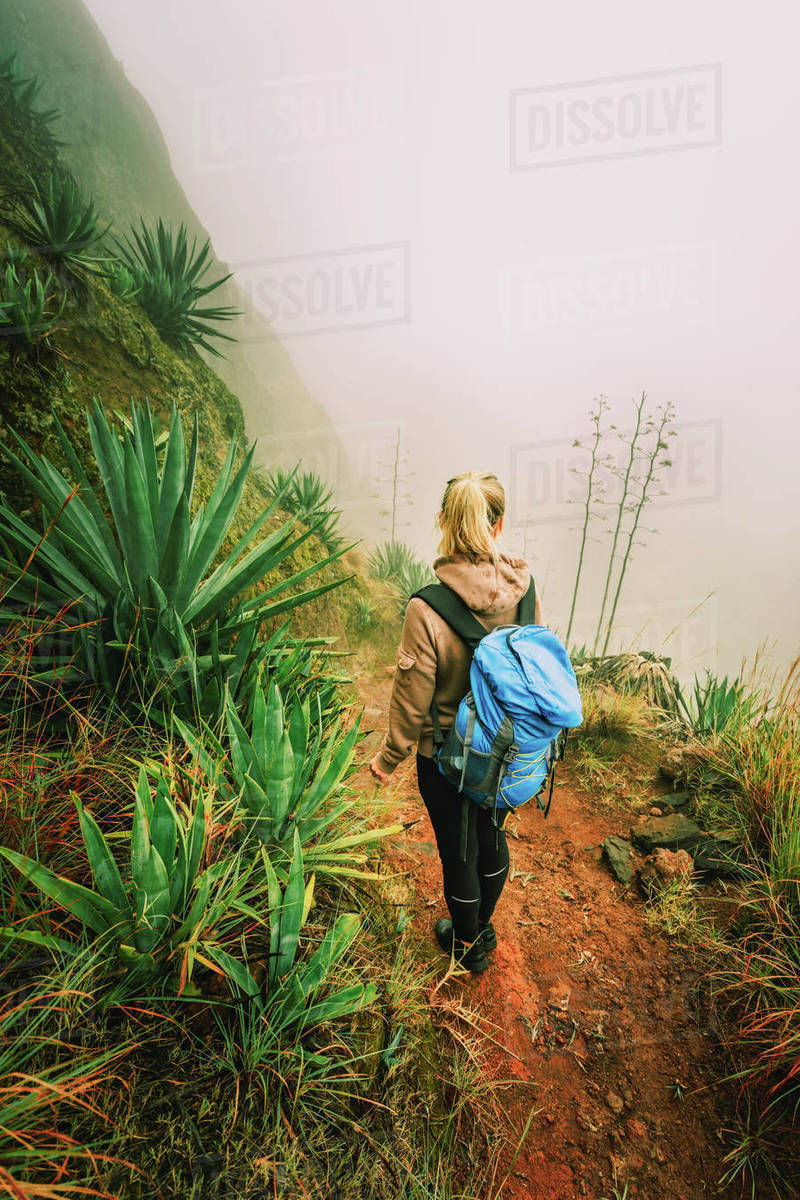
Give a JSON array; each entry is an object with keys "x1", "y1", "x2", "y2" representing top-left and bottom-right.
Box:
[
  {"x1": 0, "y1": 0, "x2": 333, "y2": 449},
  {"x1": 0, "y1": 73, "x2": 354, "y2": 623}
]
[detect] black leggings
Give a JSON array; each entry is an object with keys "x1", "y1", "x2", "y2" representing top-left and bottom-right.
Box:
[{"x1": 416, "y1": 753, "x2": 510, "y2": 944}]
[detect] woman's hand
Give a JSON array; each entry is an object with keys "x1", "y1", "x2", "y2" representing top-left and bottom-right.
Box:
[{"x1": 369, "y1": 755, "x2": 391, "y2": 784}]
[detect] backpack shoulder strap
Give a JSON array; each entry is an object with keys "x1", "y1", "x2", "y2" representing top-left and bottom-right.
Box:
[
  {"x1": 517, "y1": 576, "x2": 537, "y2": 626},
  {"x1": 410, "y1": 583, "x2": 487, "y2": 652}
]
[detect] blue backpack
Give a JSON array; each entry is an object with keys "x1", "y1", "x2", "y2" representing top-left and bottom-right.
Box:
[{"x1": 412, "y1": 579, "x2": 583, "y2": 861}]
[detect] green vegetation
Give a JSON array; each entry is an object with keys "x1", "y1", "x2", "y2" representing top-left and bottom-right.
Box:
[
  {"x1": 1, "y1": 761, "x2": 258, "y2": 1000},
  {"x1": 177, "y1": 676, "x2": 400, "y2": 877},
  {"x1": 576, "y1": 659, "x2": 800, "y2": 1195},
  {"x1": 367, "y1": 540, "x2": 435, "y2": 617},
  {"x1": 0, "y1": 46, "x2": 58, "y2": 125},
  {"x1": 0, "y1": 974, "x2": 128, "y2": 1195},
  {"x1": 577, "y1": 650, "x2": 683, "y2": 716},
  {"x1": 264, "y1": 465, "x2": 347, "y2": 553},
  {"x1": 0, "y1": 255, "x2": 64, "y2": 349},
  {"x1": 5, "y1": 169, "x2": 110, "y2": 285},
  {"x1": 115, "y1": 218, "x2": 239, "y2": 356},
  {"x1": 368, "y1": 540, "x2": 417, "y2": 581},
  {"x1": 0, "y1": 401, "x2": 349, "y2": 721},
  {"x1": 103, "y1": 258, "x2": 139, "y2": 300},
  {"x1": 679, "y1": 668, "x2": 759, "y2": 739},
  {"x1": 392, "y1": 557, "x2": 436, "y2": 614}
]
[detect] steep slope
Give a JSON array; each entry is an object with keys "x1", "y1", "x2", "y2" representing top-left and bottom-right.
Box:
[
  {"x1": 0, "y1": 0, "x2": 331, "y2": 449},
  {"x1": 0, "y1": 66, "x2": 353, "y2": 644}
]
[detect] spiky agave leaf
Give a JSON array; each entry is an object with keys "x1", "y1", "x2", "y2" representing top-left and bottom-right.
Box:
[
  {"x1": 585, "y1": 651, "x2": 683, "y2": 716},
  {"x1": 178, "y1": 677, "x2": 398, "y2": 875},
  {"x1": 0, "y1": 260, "x2": 65, "y2": 348},
  {"x1": 391, "y1": 557, "x2": 436, "y2": 617},
  {"x1": 5, "y1": 170, "x2": 111, "y2": 280},
  {"x1": 367, "y1": 541, "x2": 417, "y2": 581},
  {"x1": 0, "y1": 764, "x2": 254, "y2": 996},
  {"x1": 115, "y1": 218, "x2": 240, "y2": 356},
  {"x1": 0, "y1": 400, "x2": 354, "y2": 718},
  {"x1": 0, "y1": 48, "x2": 60, "y2": 124}
]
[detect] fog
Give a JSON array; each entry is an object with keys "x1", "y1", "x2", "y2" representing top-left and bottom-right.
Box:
[{"x1": 84, "y1": 0, "x2": 800, "y2": 681}]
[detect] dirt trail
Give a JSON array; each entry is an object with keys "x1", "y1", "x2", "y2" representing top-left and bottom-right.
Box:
[{"x1": 355, "y1": 661, "x2": 739, "y2": 1200}]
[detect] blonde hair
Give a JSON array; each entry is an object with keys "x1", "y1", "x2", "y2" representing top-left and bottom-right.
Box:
[{"x1": 437, "y1": 471, "x2": 505, "y2": 563}]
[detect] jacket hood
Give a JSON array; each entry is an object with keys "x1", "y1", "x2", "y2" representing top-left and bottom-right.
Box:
[{"x1": 433, "y1": 551, "x2": 530, "y2": 617}]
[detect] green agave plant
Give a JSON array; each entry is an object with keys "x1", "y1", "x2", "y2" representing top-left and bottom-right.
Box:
[
  {"x1": 264, "y1": 466, "x2": 346, "y2": 554},
  {"x1": 586, "y1": 650, "x2": 683, "y2": 716},
  {"x1": 115, "y1": 218, "x2": 239, "y2": 356},
  {"x1": 391, "y1": 557, "x2": 435, "y2": 617},
  {"x1": 263, "y1": 466, "x2": 296, "y2": 504},
  {"x1": 0, "y1": 765, "x2": 256, "y2": 995},
  {"x1": 367, "y1": 541, "x2": 417, "y2": 582},
  {"x1": 6, "y1": 170, "x2": 110, "y2": 281},
  {"x1": 177, "y1": 678, "x2": 399, "y2": 877},
  {"x1": 0, "y1": 49, "x2": 59, "y2": 125},
  {"x1": 679, "y1": 669, "x2": 758, "y2": 738},
  {"x1": 0, "y1": 400, "x2": 352, "y2": 719},
  {"x1": 236, "y1": 832, "x2": 376, "y2": 1036},
  {"x1": 259, "y1": 625, "x2": 348, "y2": 720},
  {"x1": 290, "y1": 471, "x2": 334, "y2": 521},
  {"x1": 104, "y1": 260, "x2": 140, "y2": 301},
  {"x1": 0, "y1": 258, "x2": 65, "y2": 348},
  {"x1": 263, "y1": 878, "x2": 376, "y2": 1043}
]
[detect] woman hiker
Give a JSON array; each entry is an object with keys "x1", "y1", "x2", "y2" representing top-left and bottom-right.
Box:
[{"x1": 368, "y1": 471, "x2": 541, "y2": 974}]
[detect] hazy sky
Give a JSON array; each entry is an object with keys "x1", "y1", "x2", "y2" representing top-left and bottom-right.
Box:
[{"x1": 83, "y1": 0, "x2": 800, "y2": 679}]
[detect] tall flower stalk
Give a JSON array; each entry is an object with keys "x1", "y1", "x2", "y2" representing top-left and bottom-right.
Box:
[
  {"x1": 566, "y1": 397, "x2": 610, "y2": 647},
  {"x1": 592, "y1": 393, "x2": 647, "y2": 654},
  {"x1": 600, "y1": 401, "x2": 676, "y2": 654}
]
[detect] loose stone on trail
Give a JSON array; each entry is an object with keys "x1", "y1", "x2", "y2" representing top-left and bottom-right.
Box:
[
  {"x1": 630, "y1": 812, "x2": 704, "y2": 853},
  {"x1": 602, "y1": 834, "x2": 635, "y2": 884}
]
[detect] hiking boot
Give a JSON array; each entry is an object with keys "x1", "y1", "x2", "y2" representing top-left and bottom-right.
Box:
[
  {"x1": 434, "y1": 917, "x2": 489, "y2": 973},
  {"x1": 435, "y1": 917, "x2": 497, "y2": 955},
  {"x1": 478, "y1": 919, "x2": 497, "y2": 952}
]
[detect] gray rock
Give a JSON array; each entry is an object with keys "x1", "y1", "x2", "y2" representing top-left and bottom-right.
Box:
[
  {"x1": 602, "y1": 835, "x2": 634, "y2": 884},
  {"x1": 658, "y1": 791, "x2": 691, "y2": 813},
  {"x1": 630, "y1": 813, "x2": 704, "y2": 853},
  {"x1": 691, "y1": 835, "x2": 752, "y2": 879}
]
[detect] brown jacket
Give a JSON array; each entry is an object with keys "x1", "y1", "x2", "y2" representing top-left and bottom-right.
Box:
[{"x1": 373, "y1": 551, "x2": 540, "y2": 774}]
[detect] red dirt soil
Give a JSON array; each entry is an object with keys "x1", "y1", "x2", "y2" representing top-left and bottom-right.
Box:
[{"x1": 355, "y1": 661, "x2": 742, "y2": 1200}]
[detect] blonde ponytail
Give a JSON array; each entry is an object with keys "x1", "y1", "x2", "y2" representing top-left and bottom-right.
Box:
[{"x1": 437, "y1": 471, "x2": 506, "y2": 563}]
